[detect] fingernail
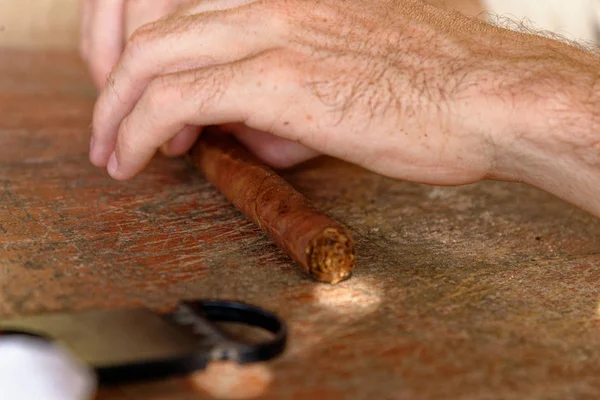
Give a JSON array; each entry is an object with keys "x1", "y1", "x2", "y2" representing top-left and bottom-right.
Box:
[
  {"x1": 107, "y1": 152, "x2": 118, "y2": 176},
  {"x1": 89, "y1": 136, "x2": 95, "y2": 153}
]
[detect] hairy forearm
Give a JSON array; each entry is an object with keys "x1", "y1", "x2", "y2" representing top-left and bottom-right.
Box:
[
  {"x1": 495, "y1": 80, "x2": 600, "y2": 217},
  {"x1": 413, "y1": 1, "x2": 600, "y2": 216},
  {"x1": 482, "y1": 32, "x2": 600, "y2": 216}
]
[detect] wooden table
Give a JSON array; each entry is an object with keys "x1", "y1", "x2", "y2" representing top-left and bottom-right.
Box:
[{"x1": 1, "y1": 50, "x2": 600, "y2": 399}]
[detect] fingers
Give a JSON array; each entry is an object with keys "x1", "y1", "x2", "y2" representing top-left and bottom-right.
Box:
[
  {"x1": 79, "y1": 0, "x2": 93, "y2": 60},
  {"x1": 158, "y1": 124, "x2": 319, "y2": 167},
  {"x1": 91, "y1": 6, "x2": 281, "y2": 165},
  {"x1": 82, "y1": 0, "x2": 192, "y2": 87},
  {"x1": 227, "y1": 124, "x2": 320, "y2": 169},
  {"x1": 104, "y1": 52, "x2": 301, "y2": 180},
  {"x1": 87, "y1": 0, "x2": 126, "y2": 89},
  {"x1": 160, "y1": 125, "x2": 202, "y2": 157},
  {"x1": 89, "y1": 0, "x2": 322, "y2": 179}
]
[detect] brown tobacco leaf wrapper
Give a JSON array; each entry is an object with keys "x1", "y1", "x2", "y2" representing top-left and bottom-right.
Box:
[{"x1": 188, "y1": 131, "x2": 355, "y2": 284}]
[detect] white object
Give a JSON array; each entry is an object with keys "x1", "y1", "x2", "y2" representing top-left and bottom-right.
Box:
[
  {"x1": 482, "y1": 0, "x2": 600, "y2": 43},
  {"x1": 0, "y1": 336, "x2": 96, "y2": 400}
]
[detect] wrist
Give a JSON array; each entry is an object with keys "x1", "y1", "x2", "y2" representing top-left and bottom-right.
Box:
[{"x1": 490, "y1": 63, "x2": 600, "y2": 216}]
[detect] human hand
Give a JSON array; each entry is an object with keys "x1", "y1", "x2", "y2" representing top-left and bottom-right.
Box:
[
  {"x1": 89, "y1": 0, "x2": 600, "y2": 216},
  {"x1": 81, "y1": 0, "x2": 318, "y2": 165}
]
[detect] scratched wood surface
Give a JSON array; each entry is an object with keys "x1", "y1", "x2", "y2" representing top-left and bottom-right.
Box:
[{"x1": 1, "y1": 50, "x2": 600, "y2": 400}]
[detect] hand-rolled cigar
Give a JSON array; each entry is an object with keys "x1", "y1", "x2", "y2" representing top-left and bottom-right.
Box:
[{"x1": 188, "y1": 129, "x2": 355, "y2": 284}]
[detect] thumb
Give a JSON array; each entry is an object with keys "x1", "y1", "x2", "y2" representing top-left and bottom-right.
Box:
[{"x1": 222, "y1": 124, "x2": 321, "y2": 169}]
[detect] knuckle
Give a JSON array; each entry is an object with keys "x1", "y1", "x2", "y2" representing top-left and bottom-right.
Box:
[
  {"x1": 190, "y1": 69, "x2": 229, "y2": 113},
  {"x1": 124, "y1": 22, "x2": 159, "y2": 59}
]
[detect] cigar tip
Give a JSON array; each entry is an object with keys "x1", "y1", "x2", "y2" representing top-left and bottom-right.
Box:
[{"x1": 306, "y1": 227, "x2": 355, "y2": 285}]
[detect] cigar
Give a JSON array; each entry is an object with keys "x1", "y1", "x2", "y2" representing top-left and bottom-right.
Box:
[{"x1": 188, "y1": 130, "x2": 355, "y2": 284}]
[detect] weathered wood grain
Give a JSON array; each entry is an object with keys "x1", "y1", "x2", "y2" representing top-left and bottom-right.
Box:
[{"x1": 1, "y1": 50, "x2": 600, "y2": 399}]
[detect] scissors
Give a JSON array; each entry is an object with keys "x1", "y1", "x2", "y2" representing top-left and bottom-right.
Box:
[{"x1": 0, "y1": 300, "x2": 287, "y2": 385}]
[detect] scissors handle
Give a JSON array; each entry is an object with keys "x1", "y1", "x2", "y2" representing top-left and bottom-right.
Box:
[
  {"x1": 96, "y1": 300, "x2": 287, "y2": 385},
  {"x1": 173, "y1": 300, "x2": 288, "y2": 364}
]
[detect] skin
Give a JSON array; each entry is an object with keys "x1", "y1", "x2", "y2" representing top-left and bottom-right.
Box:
[
  {"x1": 81, "y1": 0, "x2": 317, "y2": 166},
  {"x1": 82, "y1": 0, "x2": 600, "y2": 218}
]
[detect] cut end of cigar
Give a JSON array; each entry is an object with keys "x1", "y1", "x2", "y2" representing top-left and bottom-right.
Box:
[{"x1": 306, "y1": 227, "x2": 355, "y2": 285}]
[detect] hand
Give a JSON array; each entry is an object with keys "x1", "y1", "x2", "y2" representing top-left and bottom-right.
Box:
[
  {"x1": 89, "y1": 0, "x2": 600, "y2": 216},
  {"x1": 81, "y1": 0, "x2": 318, "y2": 166}
]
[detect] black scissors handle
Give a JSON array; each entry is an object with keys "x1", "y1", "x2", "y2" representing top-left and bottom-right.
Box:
[
  {"x1": 97, "y1": 300, "x2": 287, "y2": 385},
  {"x1": 175, "y1": 300, "x2": 287, "y2": 364}
]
